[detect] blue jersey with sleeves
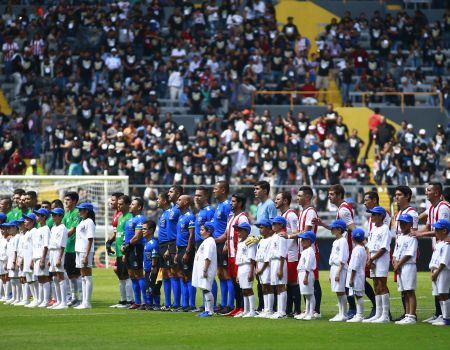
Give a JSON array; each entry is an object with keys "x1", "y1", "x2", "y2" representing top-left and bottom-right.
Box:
[
  {"x1": 157, "y1": 208, "x2": 171, "y2": 243},
  {"x1": 167, "y1": 204, "x2": 180, "y2": 241},
  {"x1": 124, "y1": 214, "x2": 146, "y2": 245},
  {"x1": 195, "y1": 205, "x2": 215, "y2": 242},
  {"x1": 256, "y1": 199, "x2": 277, "y2": 222},
  {"x1": 212, "y1": 199, "x2": 231, "y2": 239},
  {"x1": 176, "y1": 210, "x2": 195, "y2": 247},
  {"x1": 143, "y1": 237, "x2": 159, "y2": 272}
]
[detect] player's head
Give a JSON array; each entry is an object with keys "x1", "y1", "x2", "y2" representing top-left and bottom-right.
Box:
[
  {"x1": 25, "y1": 191, "x2": 38, "y2": 209},
  {"x1": 50, "y1": 207, "x2": 65, "y2": 224},
  {"x1": 157, "y1": 192, "x2": 170, "y2": 209},
  {"x1": 363, "y1": 191, "x2": 379, "y2": 210},
  {"x1": 275, "y1": 191, "x2": 291, "y2": 210},
  {"x1": 297, "y1": 186, "x2": 313, "y2": 207},
  {"x1": 176, "y1": 195, "x2": 191, "y2": 211},
  {"x1": 255, "y1": 219, "x2": 272, "y2": 237},
  {"x1": 142, "y1": 219, "x2": 156, "y2": 237},
  {"x1": 299, "y1": 231, "x2": 316, "y2": 250},
  {"x1": 194, "y1": 186, "x2": 209, "y2": 208},
  {"x1": 0, "y1": 197, "x2": 12, "y2": 213},
  {"x1": 213, "y1": 181, "x2": 229, "y2": 201},
  {"x1": 233, "y1": 222, "x2": 251, "y2": 240},
  {"x1": 398, "y1": 214, "x2": 413, "y2": 233},
  {"x1": 110, "y1": 192, "x2": 124, "y2": 210},
  {"x1": 330, "y1": 219, "x2": 346, "y2": 237},
  {"x1": 351, "y1": 228, "x2": 365, "y2": 243},
  {"x1": 426, "y1": 182, "x2": 443, "y2": 203},
  {"x1": 432, "y1": 219, "x2": 450, "y2": 239},
  {"x1": 8, "y1": 221, "x2": 20, "y2": 235},
  {"x1": 40, "y1": 200, "x2": 51, "y2": 210},
  {"x1": 51, "y1": 199, "x2": 64, "y2": 210},
  {"x1": 34, "y1": 208, "x2": 49, "y2": 225},
  {"x1": 271, "y1": 216, "x2": 287, "y2": 232},
  {"x1": 168, "y1": 185, "x2": 183, "y2": 203},
  {"x1": 118, "y1": 195, "x2": 131, "y2": 213},
  {"x1": 328, "y1": 184, "x2": 345, "y2": 205},
  {"x1": 13, "y1": 189, "x2": 25, "y2": 206},
  {"x1": 366, "y1": 206, "x2": 386, "y2": 225},
  {"x1": 394, "y1": 185, "x2": 413, "y2": 206},
  {"x1": 130, "y1": 197, "x2": 144, "y2": 215},
  {"x1": 19, "y1": 194, "x2": 27, "y2": 210},
  {"x1": 23, "y1": 213, "x2": 36, "y2": 230},
  {"x1": 254, "y1": 181, "x2": 270, "y2": 200},
  {"x1": 201, "y1": 222, "x2": 214, "y2": 238},
  {"x1": 231, "y1": 193, "x2": 246, "y2": 212},
  {"x1": 64, "y1": 191, "x2": 79, "y2": 210},
  {"x1": 443, "y1": 187, "x2": 450, "y2": 203},
  {"x1": 76, "y1": 202, "x2": 95, "y2": 222}
]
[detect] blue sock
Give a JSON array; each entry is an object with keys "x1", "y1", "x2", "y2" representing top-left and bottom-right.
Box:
[
  {"x1": 188, "y1": 281, "x2": 196, "y2": 308},
  {"x1": 180, "y1": 277, "x2": 189, "y2": 308},
  {"x1": 212, "y1": 279, "x2": 218, "y2": 308},
  {"x1": 147, "y1": 294, "x2": 154, "y2": 305},
  {"x1": 154, "y1": 295, "x2": 161, "y2": 306},
  {"x1": 171, "y1": 277, "x2": 181, "y2": 308},
  {"x1": 219, "y1": 279, "x2": 228, "y2": 308},
  {"x1": 227, "y1": 279, "x2": 235, "y2": 309},
  {"x1": 163, "y1": 278, "x2": 171, "y2": 307},
  {"x1": 131, "y1": 279, "x2": 141, "y2": 305},
  {"x1": 138, "y1": 278, "x2": 146, "y2": 305}
]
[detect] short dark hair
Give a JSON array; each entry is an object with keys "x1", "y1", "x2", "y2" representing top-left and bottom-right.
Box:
[
  {"x1": 119, "y1": 195, "x2": 131, "y2": 205},
  {"x1": 216, "y1": 181, "x2": 230, "y2": 194},
  {"x1": 41, "y1": 200, "x2": 51, "y2": 206},
  {"x1": 232, "y1": 193, "x2": 246, "y2": 208},
  {"x1": 255, "y1": 180, "x2": 270, "y2": 194},
  {"x1": 195, "y1": 186, "x2": 209, "y2": 196},
  {"x1": 64, "y1": 191, "x2": 79, "y2": 203},
  {"x1": 112, "y1": 192, "x2": 124, "y2": 199},
  {"x1": 279, "y1": 191, "x2": 292, "y2": 205},
  {"x1": 395, "y1": 186, "x2": 412, "y2": 202},
  {"x1": 364, "y1": 191, "x2": 379, "y2": 204},
  {"x1": 26, "y1": 191, "x2": 37, "y2": 199},
  {"x1": 158, "y1": 192, "x2": 169, "y2": 203},
  {"x1": 298, "y1": 186, "x2": 313, "y2": 198},
  {"x1": 329, "y1": 184, "x2": 345, "y2": 197},
  {"x1": 170, "y1": 185, "x2": 184, "y2": 196},
  {"x1": 430, "y1": 182, "x2": 443, "y2": 195},
  {"x1": 13, "y1": 189, "x2": 25, "y2": 196},
  {"x1": 443, "y1": 187, "x2": 450, "y2": 202},
  {"x1": 51, "y1": 199, "x2": 64, "y2": 209},
  {"x1": 132, "y1": 197, "x2": 144, "y2": 209},
  {"x1": 143, "y1": 219, "x2": 157, "y2": 232}
]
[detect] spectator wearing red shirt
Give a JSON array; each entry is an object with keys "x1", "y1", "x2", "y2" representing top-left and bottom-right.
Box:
[{"x1": 364, "y1": 107, "x2": 383, "y2": 158}]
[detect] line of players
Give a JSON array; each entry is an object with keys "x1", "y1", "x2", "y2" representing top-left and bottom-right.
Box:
[
  {"x1": 0, "y1": 190, "x2": 95, "y2": 309},
  {"x1": 106, "y1": 181, "x2": 450, "y2": 325}
]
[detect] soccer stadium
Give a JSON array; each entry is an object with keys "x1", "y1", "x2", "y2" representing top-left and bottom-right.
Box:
[{"x1": 0, "y1": 0, "x2": 449, "y2": 349}]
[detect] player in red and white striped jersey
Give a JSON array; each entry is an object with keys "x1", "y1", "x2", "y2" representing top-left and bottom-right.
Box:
[
  {"x1": 275, "y1": 191, "x2": 299, "y2": 317},
  {"x1": 223, "y1": 193, "x2": 249, "y2": 317}
]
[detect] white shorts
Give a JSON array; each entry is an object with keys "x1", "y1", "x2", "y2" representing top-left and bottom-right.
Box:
[
  {"x1": 345, "y1": 269, "x2": 365, "y2": 293},
  {"x1": 369, "y1": 253, "x2": 390, "y2": 278},
  {"x1": 270, "y1": 259, "x2": 287, "y2": 286},
  {"x1": 0, "y1": 261, "x2": 6, "y2": 275},
  {"x1": 75, "y1": 251, "x2": 94, "y2": 269},
  {"x1": 33, "y1": 257, "x2": 50, "y2": 276},
  {"x1": 24, "y1": 272, "x2": 36, "y2": 283},
  {"x1": 238, "y1": 264, "x2": 254, "y2": 290},
  {"x1": 298, "y1": 271, "x2": 314, "y2": 295},
  {"x1": 8, "y1": 268, "x2": 19, "y2": 278},
  {"x1": 330, "y1": 265, "x2": 347, "y2": 293},
  {"x1": 397, "y1": 264, "x2": 416, "y2": 292},
  {"x1": 432, "y1": 268, "x2": 450, "y2": 296},
  {"x1": 257, "y1": 262, "x2": 270, "y2": 284},
  {"x1": 49, "y1": 249, "x2": 65, "y2": 273}
]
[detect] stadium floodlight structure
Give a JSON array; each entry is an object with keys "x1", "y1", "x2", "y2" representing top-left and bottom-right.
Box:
[{"x1": 0, "y1": 175, "x2": 129, "y2": 267}]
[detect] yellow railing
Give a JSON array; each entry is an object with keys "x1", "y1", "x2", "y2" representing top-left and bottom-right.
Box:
[{"x1": 251, "y1": 90, "x2": 444, "y2": 112}]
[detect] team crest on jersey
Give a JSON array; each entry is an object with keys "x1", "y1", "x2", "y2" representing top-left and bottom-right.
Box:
[
  {"x1": 160, "y1": 219, "x2": 166, "y2": 228},
  {"x1": 197, "y1": 216, "x2": 203, "y2": 224},
  {"x1": 169, "y1": 210, "x2": 176, "y2": 219},
  {"x1": 216, "y1": 210, "x2": 221, "y2": 219}
]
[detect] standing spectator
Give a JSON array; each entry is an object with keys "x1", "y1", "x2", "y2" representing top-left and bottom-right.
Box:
[{"x1": 364, "y1": 107, "x2": 383, "y2": 158}]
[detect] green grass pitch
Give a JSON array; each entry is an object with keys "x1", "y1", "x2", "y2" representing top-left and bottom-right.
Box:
[{"x1": 0, "y1": 270, "x2": 448, "y2": 350}]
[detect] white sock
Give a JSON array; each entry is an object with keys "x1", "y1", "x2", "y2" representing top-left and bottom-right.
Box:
[
  {"x1": 77, "y1": 277, "x2": 82, "y2": 301},
  {"x1": 70, "y1": 279, "x2": 77, "y2": 299},
  {"x1": 278, "y1": 291, "x2": 287, "y2": 314},
  {"x1": 54, "y1": 279, "x2": 61, "y2": 303},
  {"x1": 125, "y1": 279, "x2": 133, "y2": 302},
  {"x1": 339, "y1": 295, "x2": 347, "y2": 317},
  {"x1": 51, "y1": 281, "x2": 57, "y2": 300},
  {"x1": 81, "y1": 276, "x2": 86, "y2": 305},
  {"x1": 336, "y1": 295, "x2": 342, "y2": 316},
  {"x1": 64, "y1": 273, "x2": 70, "y2": 299},
  {"x1": 267, "y1": 293, "x2": 274, "y2": 312},
  {"x1": 381, "y1": 293, "x2": 390, "y2": 318},
  {"x1": 59, "y1": 280, "x2": 67, "y2": 305},
  {"x1": 0, "y1": 279, "x2": 3, "y2": 298},
  {"x1": 29, "y1": 282, "x2": 37, "y2": 301},
  {"x1": 356, "y1": 297, "x2": 364, "y2": 317},
  {"x1": 249, "y1": 294, "x2": 255, "y2": 312},
  {"x1": 243, "y1": 296, "x2": 249, "y2": 313},
  {"x1": 204, "y1": 291, "x2": 213, "y2": 313},
  {"x1": 374, "y1": 295, "x2": 382, "y2": 319},
  {"x1": 310, "y1": 295, "x2": 316, "y2": 315},
  {"x1": 119, "y1": 280, "x2": 126, "y2": 302},
  {"x1": 263, "y1": 294, "x2": 268, "y2": 312},
  {"x1": 16, "y1": 282, "x2": 22, "y2": 301},
  {"x1": 305, "y1": 294, "x2": 311, "y2": 315},
  {"x1": 85, "y1": 276, "x2": 93, "y2": 305},
  {"x1": 442, "y1": 300, "x2": 450, "y2": 320},
  {"x1": 38, "y1": 283, "x2": 43, "y2": 304},
  {"x1": 43, "y1": 282, "x2": 50, "y2": 303},
  {"x1": 5, "y1": 280, "x2": 10, "y2": 298},
  {"x1": 11, "y1": 280, "x2": 15, "y2": 301},
  {"x1": 22, "y1": 283, "x2": 29, "y2": 303}
]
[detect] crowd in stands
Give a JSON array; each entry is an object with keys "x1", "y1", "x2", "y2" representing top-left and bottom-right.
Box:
[{"x1": 0, "y1": 2, "x2": 449, "y2": 184}]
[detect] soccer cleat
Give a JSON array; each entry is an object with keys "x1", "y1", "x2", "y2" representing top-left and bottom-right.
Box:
[
  {"x1": 67, "y1": 299, "x2": 80, "y2": 307},
  {"x1": 302, "y1": 314, "x2": 313, "y2": 321},
  {"x1": 48, "y1": 299, "x2": 57, "y2": 306},
  {"x1": 49, "y1": 302, "x2": 61, "y2": 309},
  {"x1": 422, "y1": 315, "x2": 438, "y2": 323},
  {"x1": 393, "y1": 314, "x2": 406, "y2": 322},
  {"x1": 397, "y1": 316, "x2": 416, "y2": 325},
  {"x1": 372, "y1": 316, "x2": 390, "y2": 323},
  {"x1": 363, "y1": 314, "x2": 380, "y2": 323},
  {"x1": 432, "y1": 318, "x2": 450, "y2": 326},
  {"x1": 243, "y1": 311, "x2": 257, "y2": 318},
  {"x1": 25, "y1": 301, "x2": 39, "y2": 308},
  {"x1": 270, "y1": 312, "x2": 287, "y2": 319},
  {"x1": 4, "y1": 298, "x2": 14, "y2": 305},
  {"x1": 294, "y1": 312, "x2": 306, "y2": 320},
  {"x1": 430, "y1": 315, "x2": 443, "y2": 324},
  {"x1": 182, "y1": 307, "x2": 192, "y2": 312},
  {"x1": 138, "y1": 304, "x2": 147, "y2": 311},
  {"x1": 347, "y1": 315, "x2": 364, "y2": 323},
  {"x1": 262, "y1": 311, "x2": 274, "y2": 318},
  {"x1": 313, "y1": 312, "x2": 322, "y2": 319},
  {"x1": 171, "y1": 306, "x2": 183, "y2": 312},
  {"x1": 346, "y1": 309, "x2": 356, "y2": 320},
  {"x1": 116, "y1": 301, "x2": 129, "y2": 309},
  {"x1": 254, "y1": 310, "x2": 267, "y2": 318},
  {"x1": 224, "y1": 307, "x2": 240, "y2": 317},
  {"x1": 110, "y1": 301, "x2": 125, "y2": 308},
  {"x1": 330, "y1": 314, "x2": 348, "y2": 322},
  {"x1": 198, "y1": 312, "x2": 213, "y2": 317},
  {"x1": 217, "y1": 306, "x2": 231, "y2": 315},
  {"x1": 53, "y1": 303, "x2": 68, "y2": 310},
  {"x1": 128, "y1": 303, "x2": 141, "y2": 310},
  {"x1": 15, "y1": 300, "x2": 27, "y2": 306},
  {"x1": 160, "y1": 305, "x2": 171, "y2": 312},
  {"x1": 74, "y1": 303, "x2": 92, "y2": 309},
  {"x1": 191, "y1": 307, "x2": 204, "y2": 313},
  {"x1": 234, "y1": 311, "x2": 246, "y2": 318},
  {"x1": 38, "y1": 302, "x2": 50, "y2": 308}
]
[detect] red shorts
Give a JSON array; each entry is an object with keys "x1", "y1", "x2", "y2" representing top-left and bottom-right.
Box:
[
  {"x1": 314, "y1": 252, "x2": 320, "y2": 280},
  {"x1": 228, "y1": 257, "x2": 238, "y2": 280},
  {"x1": 287, "y1": 260, "x2": 298, "y2": 284}
]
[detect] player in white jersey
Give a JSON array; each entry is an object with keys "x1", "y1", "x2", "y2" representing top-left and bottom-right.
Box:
[
  {"x1": 73, "y1": 203, "x2": 95, "y2": 309},
  {"x1": 0, "y1": 223, "x2": 10, "y2": 302},
  {"x1": 346, "y1": 228, "x2": 367, "y2": 323},
  {"x1": 0, "y1": 213, "x2": 6, "y2": 300},
  {"x1": 428, "y1": 219, "x2": 450, "y2": 326},
  {"x1": 364, "y1": 206, "x2": 391, "y2": 323},
  {"x1": 328, "y1": 220, "x2": 349, "y2": 322},
  {"x1": 234, "y1": 222, "x2": 257, "y2": 318},
  {"x1": 19, "y1": 214, "x2": 38, "y2": 307},
  {"x1": 269, "y1": 216, "x2": 288, "y2": 319},
  {"x1": 392, "y1": 214, "x2": 418, "y2": 325},
  {"x1": 15, "y1": 218, "x2": 29, "y2": 306},
  {"x1": 275, "y1": 191, "x2": 300, "y2": 317},
  {"x1": 5, "y1": 221, "x2": 21, "y2": 304},
  {"x1": 413, "y1": 182, "x2": 450, "y2": 323},
  {"x1": 192, "y1": 222, "x2": 217, "y2": 317},
  {"x1": 49, "y1": 208, "x2": 68, "y2": 309},
  {"x1": 296, "y1": 231, "x2": 317, "y2": 321},
  {"x1": 254, "y1": 219, "x2": 274, "y2": 318}
]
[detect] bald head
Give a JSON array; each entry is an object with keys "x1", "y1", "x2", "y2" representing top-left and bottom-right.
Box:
[{"x1": 177, "y1": 195, "x2": 192, "y2": 211}]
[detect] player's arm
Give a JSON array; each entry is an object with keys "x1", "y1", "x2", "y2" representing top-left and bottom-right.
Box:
[
  {"x1": 248, "y1": 258, "x2": 255, "y2": 282},
  {"x1": 67, "y1": 227, "x2": 76, "y2": 237},
  {"x1": 335, "y1": 261, "x2": 344, "y2": 282},
  {"x1": 431, "y1": 263, "x2": 445, "y2": 281},
  {"x1": 368, "y1": 247, "x2": 386, "y2": 264},
  {"x1": 203, "y1": 258, "x2": 211, "y2": 278},
  {"x1": 303, "y1": 269, "x2": 310, "y2": 285},
  {"x1": 312, "y1": 217, "x2": 330, "y2": 230},
  {"x1": 215, "y1": 230, "x2": 227, "y2": 244},
  {"x1": 349, "y1": 269, "x2": 356, "y2": 287},
  {"x1": 40, "y1": 246, "x2": 48, "y2": 269},
  {"x1": 130, "y1": 226, "x2": 143, "y2": 246},
  {"x1": 184, "y1": 226, "x2": 195, "y2": 263},
  {"x1": 395, "y1": 254, "x2": 412, "y2": 272},
  {"x1": 56, "y1": 246, "x2": 65, "y2": 267},
  {"x1": 277, "y1": 255, "x2": 285, "y2": 279}
]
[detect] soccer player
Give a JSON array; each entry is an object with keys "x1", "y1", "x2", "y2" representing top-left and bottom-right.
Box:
[
  {"x1": 192, "y1": 222, "x2": 217, "y2": 317},
  {"x1": 212, "y1": 181, "x2": 233, "y2": 314},
  {"x1": 275, "y1": 191, "x2": 300, "y2": 317},
  {"x1": 142, "y1": 219, "x2": 160, "y2": 310},
  {"x1": 122, "y1": 198, "x2": 146, "y2": 310},
  {"x1": 175, "y1": 195, "x2": 195, "y2": 312},
  {"x1": 296, "y1": 231, "x2": 317, "y2": 321},
  {"x1": 254, "y1": 219, "x2": 274, "y2": 318},
  {"x1": 294, "y1": 186, "x2": 322, "y2": 319},
  {"x1": 62, "y1": 191, "x2": 82, "y2": 307},
  {"x1": 9, "y1": 189, "x2": 26, "y2": 221},
  {"x1": 328, "y1": 219, "x2": 349, "y2": 322},
  {"x1": 48, "y1": 208, "x2": 68, "y2": 309},
  {"x1": 0, "y1": 198, "x2": 14, "y2": 222},
  {"x1": 364, "y1": 206, "x2": 391, "y2": 323},
  {"x1": 429, "y1": 219, "x2": 450, "y2": 326},
  {"x1": 223, "y1": 193, "x2": 249, "y2": 317},
  {"x1": 393, "y1": 214, "x2": 418, "y2": 325},
  {"x1": 19, "y1": 214, "x2": 36, "y2": 306},
  {"x1": 234, "y1": 222, "x2": 257, "y2": 318},
  {"x1": 5, "y1": 220, "x2": 21, "y2": 304},
  {"x1": 269, "y1": 216, "x2": 288, "y2": 319},
  {"x1": 25, "y1": 191, "x2": 39, "y2": 212},
  {"x1": 0, "y1": 222, "x2": 9, "y2": 301},
  {"x1": 110, "y1": 195, "x2": 133, "y2": 308},
  {"x1": 74, "y1": 203, "x2": 95, "y2": 309},
  {"x1": 30, "y1": 208, "x2": 51, "y2": 308}
]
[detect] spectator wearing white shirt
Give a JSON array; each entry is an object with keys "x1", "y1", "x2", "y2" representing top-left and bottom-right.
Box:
[
  {"x1": 104, "y1": 48, "x2": 122, "y2": 84},
  {"x1": 171, "y1": 41, "x2": 187, "y2": 64},
  {"x1": 168, "y1": 67, "x2": 184, "y2": 101}
]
